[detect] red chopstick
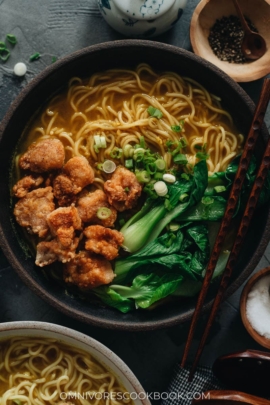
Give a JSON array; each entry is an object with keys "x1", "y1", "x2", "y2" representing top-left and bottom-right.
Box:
[{"x1": 181, "y1": 78, "x2": 270, "y2": 372}]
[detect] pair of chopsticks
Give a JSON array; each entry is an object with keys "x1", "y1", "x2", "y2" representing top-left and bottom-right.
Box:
[{"x1": 181, "y1": 77, "x2": 270, "y2": 380}]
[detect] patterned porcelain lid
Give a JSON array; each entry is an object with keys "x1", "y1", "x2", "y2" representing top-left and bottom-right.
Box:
[{"x1": 113, "y1": 0, "x2": 176, "y2": 21}]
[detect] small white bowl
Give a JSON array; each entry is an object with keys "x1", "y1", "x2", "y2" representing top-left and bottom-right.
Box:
[
  {"x1": 0, "y1": 321, "x2": 151, "y2": 405},
  {"x1": 97, "y1": 0, "x2": 187, "y2": 38}
]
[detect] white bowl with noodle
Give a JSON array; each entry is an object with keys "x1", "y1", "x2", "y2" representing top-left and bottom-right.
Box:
[
  {"x1": 0, "y1": 321, "x2": 151, "y2": 405},
  {"x1": 0, "y1": 39, "x2": 270, "y2": 331}
]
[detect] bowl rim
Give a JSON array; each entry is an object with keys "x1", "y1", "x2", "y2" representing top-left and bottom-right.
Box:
[
  {"x1": 0, "y1": 320, "x2": 151, "y2": 405},
  {"x1": 0, "y1": 39, "x2": 270, "y2": 330},
  {"x1": 240, "y1": 266, "x2": 270, "y2": 349}
]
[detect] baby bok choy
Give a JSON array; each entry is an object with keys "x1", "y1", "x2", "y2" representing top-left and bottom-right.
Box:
[{"x1": 120, "y1": 160, "x2": 208, "y2": 253}]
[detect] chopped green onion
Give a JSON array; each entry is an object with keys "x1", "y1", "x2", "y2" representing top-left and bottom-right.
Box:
[
  {"x1": 155, "y1": 158, "x2": 166, "y2": 171},
  {"x1": 139, "y1": 136, "x2": 146, "y2": 148},
  {"x1": 146, "y1": 162, "x2": 156, "y2": 175},
  {"x1": 124, "y1": 187, "x2": 130, "y2": 193},
  {"x1": 6, "y1": 34, "x2": 17, "y2": 45},
  {"x1": 147, "y1": 106, "x2": 163, "y2": 119},
  {"x1": 154, "y1": 181, "x2": 168, "y2": 196},
  {"x1": 173, "y1": 154, "x2": 188, "y2": 165},
  {"x1": 125, "y1": 159, "x2": 133, "y2": 169},
  {"x1": 94, "y1": 135, "x2": 107, "y2": 153},
  {"x1": 179, "y1": 193, "x2": 189, "y2": 202},
  {"x1": 163, "y1": 173, "x2": 176, "y2": 183},
  {"x1": 202, "y1": 196, "x2": 214, "y2": 205},
  {"x1": 181, "y1": 173, "x2": 190, "y2": 180},
  {"x1": 0, "y1": 48, "x2": 10, "y2": 62},
  {"x1": 214, "y1": 185, "x2": 226, "y2": 193},
  {"x1": 123, "y1": 144, "x2": 134, "y2": 158},
  {"x1": 12, "y1": 400, "x2": 22, "y2": 405},
  {"x1": 97, "y1": 207, "x2": 112, "y2": 220},
  {"x1": 153, "y1": 172, "x2": 163, "y2": 180},
  {"x1": 0, "y1": 42, "x2": 6, "y2": 51},
  {"x1": 133, "y1": 148, "x2": 145, "y2": 162},
  {"x1": 110, "y1": 147, "x2": 122, "y2": 159},
  {"x1": 96, "y1": 163, "x2": 103, "y2": 170},
  {"x1": 136, "y1": 170, "x2": 151, "y2": 183},
  {"x1": 51, "y1": 56, "x2": 57, "y2": 63},
  {"x1": 29, "y1": 52, "x2": 40, "y2": 61},
  {"x1": 102, "y1": 160, "x2": 116, "y2": 173},
  {"x1": 168, "y1": 222, "x2": 181, "y2": 232},
  {"x1": 171, "y1": 125, "x2": 181, "y2": 132},
  {"x1": 196, "y1": 152, "x2": 209, "y2": 160}
]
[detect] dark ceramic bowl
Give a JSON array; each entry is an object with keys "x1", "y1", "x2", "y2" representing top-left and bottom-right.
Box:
[{"x1": 0, "y1": 40, "x2": 269, "y2": 330}]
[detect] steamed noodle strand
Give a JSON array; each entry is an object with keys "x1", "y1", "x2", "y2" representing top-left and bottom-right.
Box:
[
  {"x1": 18, "y1": 64, "x2": 243, "y2": 188},
  {"x1": 0, "y1": 337, "x2": 133, "y2": 405}
]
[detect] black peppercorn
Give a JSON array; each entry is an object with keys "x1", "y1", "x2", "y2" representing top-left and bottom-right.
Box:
[{"x1": 208, "y1": 15, "x2": 259, "y2": 63}]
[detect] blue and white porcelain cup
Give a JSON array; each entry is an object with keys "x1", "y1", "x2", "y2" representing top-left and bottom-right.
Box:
[{"x1": 97, "y1": 0, "x2": 187, "y2": 38}]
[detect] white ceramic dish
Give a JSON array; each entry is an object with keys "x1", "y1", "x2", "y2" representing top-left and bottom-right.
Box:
[{"x1": 0, "y1": 321, "x2": 151, "y2": 405}]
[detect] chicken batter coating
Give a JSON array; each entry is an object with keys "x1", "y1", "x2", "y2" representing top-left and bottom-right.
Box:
[
  {"x1": 36, "y1": 237, "x2": 80, "y2": 267},
  {"x1": 104, "y1": 166, "x2": 142, "y2": 211},
  {"x1": 53, "y1": 156, "x2": 95, "y2": 206},
  {"x1": 84, "y1": 225, "x2": 124, "y2": 260},
  {"x1": 77, "y1": 189, "x2": 117, "y2": 227},
  {"x1": 63, "y1": 251, "x2": 115, "y2": 289},
  {"x1": 19, "y1": 138, "x2": 65, "y2": 173},
  {"x1": 13, "y1": 175, "x2": 44, "y2": 198},
  {"x1": 47, "y1": 205, "x2": 82, "y2": 248},
  {"x1": 14, "y1": 187, "x2": 55, "y2": 238}
]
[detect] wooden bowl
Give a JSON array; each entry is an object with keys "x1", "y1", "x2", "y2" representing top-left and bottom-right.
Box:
[
  {"x1": 190, "y1": 0, "x2": 270, "y2": 82},
  {"x1": 240, "y1": 266, "x2": 270, "y2": 349}
]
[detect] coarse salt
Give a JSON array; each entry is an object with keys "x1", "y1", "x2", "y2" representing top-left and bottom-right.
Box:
[{"x1": 246, "y1": 275, "x2": 270, "y2": 339}]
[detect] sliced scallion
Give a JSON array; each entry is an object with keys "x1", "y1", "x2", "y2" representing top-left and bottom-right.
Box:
[
  {"x1": 0, "y1": 42, "x2": 6, "y2": 51},
  {"x1": 102, "y1": 160, "x2": 116, "y2": 173},
  {"x1": 136, "y1": 170, "x2": 151, "y2": 183},
  {"x1": 179, "y1": 193, "x2": 189, "y2": 202},
  {"x1": 123, "y1": 144, "x2": 134, "y2": 158},
  {"x1": 29, "y1": 52, "x2": 40, "y2": 61},
  {"x1": 6, "y1": 34, "x2": 17, "y2": 45},
  {"x1": 97, "y1": 207, "x2": 112, "y2": 220},
  {"x1": 110, "y1": 147, "x2": 122, "y2": 159},
  {"x1": 0, "y1": 48, "x2": 10, "y2": 62},
  {"x1": 155, "y1": 158, "x2": 166, "y2": 171},
  {"x1": 214, "y1": 185, "x2": 226, "y2": 193},
  {"x1": 173, "y1": 154, "x2": 188, "y2": 165},
  {"x1": 125, "y1": 159, "x2": 133, "y2": 169},
  {"x1": 147, "y1": 106, "x2": 163, "y2": 119},
  {"x1": 154, "y1": 181, "x2": 168, "y2": 196}
]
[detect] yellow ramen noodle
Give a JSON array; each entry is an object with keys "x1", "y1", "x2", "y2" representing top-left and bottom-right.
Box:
[
  {"x1": 0, "y1": 337, "x2": 133, "y2": 405},
  {"x1": 17, "y1": 63, "x2": 243, "y2": 187}
]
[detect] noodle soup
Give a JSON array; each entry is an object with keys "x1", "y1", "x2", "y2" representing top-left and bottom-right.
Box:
[
  {"x1": 12, "y1": 64, "x2": 246, "y2": 313},
  {"x1": 0, "y1": 337, "x2": 133, "y2": 405}
]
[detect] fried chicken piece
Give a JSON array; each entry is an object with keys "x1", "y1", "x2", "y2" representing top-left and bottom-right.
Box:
[
  {"x1": 53, "y1": 156, "x2": 94, "y2": 206},
  {"x1": 63, "y1": 251, "x2": 115, "y2": 289},
  {"x1": 19, "y1": 139, "x2": 65, "y2": 173},
  {"x1": 14, "y1": 187, "x2": 55, "y2": 238},
  {"x1": 84, "y1": 225, "x2": 124, "y2": 260},
  {"x1": 47, "y1": 205, "x2": 82, "y2": 248},
  {"x1": 35, "y1": 237, "x2": 80, "y2": 267},
  {"x1": 77, "y1": 189, "x2": 117, "y2": 227},
  {"x1": 13, "y1": 175, "x2": 44, "y2": 198},
  {"x1": 104, "y1": 166, "x2": 142, "y2": 211}
]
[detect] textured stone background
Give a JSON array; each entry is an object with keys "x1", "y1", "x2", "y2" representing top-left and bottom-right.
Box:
[{"x1": 0, "y1": 0, "x2": 270, "y2": 402}]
